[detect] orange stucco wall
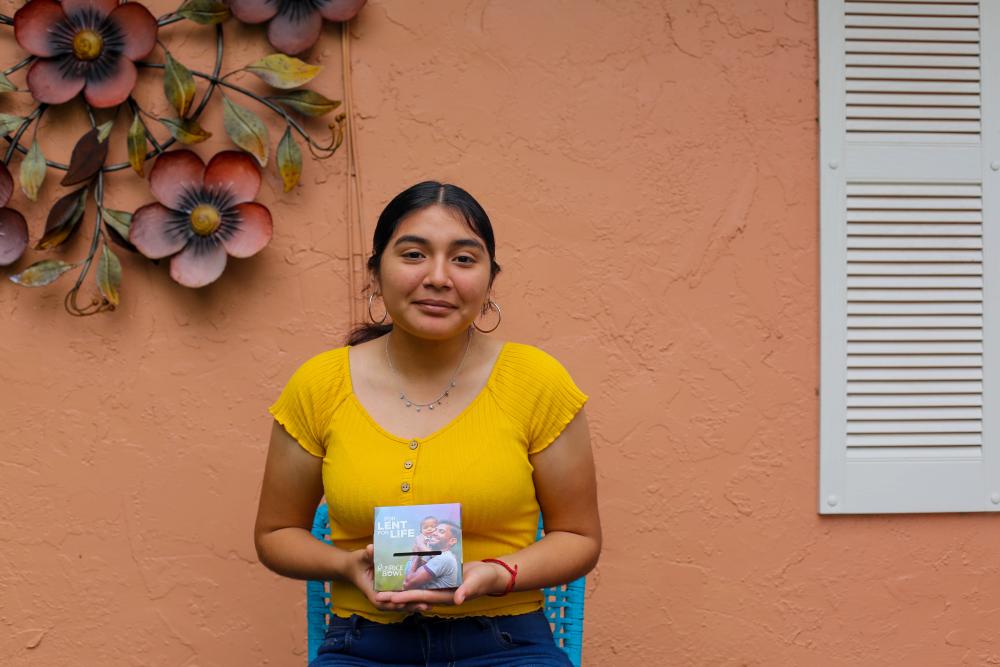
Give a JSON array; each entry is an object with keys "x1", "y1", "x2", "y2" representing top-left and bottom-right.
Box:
[{"x1": 6, "y1": 1, "x2": 996, "y2": 665}]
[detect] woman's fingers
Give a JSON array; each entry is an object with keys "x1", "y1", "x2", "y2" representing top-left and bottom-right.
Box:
[
  {"x1": 454, "y1": 562, "x2": 500, "y2": 602},
  {"x1": 354, "y1": 546, "x2": 432, "y2": 612},
  {"x1": 364, "y1": 584, "x2": 428, "y2": 611},
  {"x1": 357, "y1": 552, "x2": 506, "y2": 610},
  {"x1": 371, "y1": 560, "x2": 502, "y2": 608},
  {"x1": 375, "y1": 589, "x2": 457, "y2": 606},
  {"x1": 453, "y1": 569, "x2": 490, "y2": 603},
  {"x1": 368, "y1": 591, "x2": 429, "y2": 612},
  {"x1": 372, "y1": 599, "x2": 427, "y2": 612}
]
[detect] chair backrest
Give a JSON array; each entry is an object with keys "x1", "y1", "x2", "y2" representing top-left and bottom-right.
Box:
[{"x1": 307, "y1": 503, "x2": 585, "y2": 665}]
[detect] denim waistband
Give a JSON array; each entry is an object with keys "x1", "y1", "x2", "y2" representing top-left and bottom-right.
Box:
[{"x1": 316, "y1": 610, "x2": 570, "y2": 666}]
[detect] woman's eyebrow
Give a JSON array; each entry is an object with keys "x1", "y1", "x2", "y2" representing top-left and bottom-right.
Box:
[
  {"x1": 392, "y1": 235, "x2": 485, "y2": 251},
  {"x1": 452, "y1": 238, "x2": 485, "y2": 251},
  {"x1": 392, "y1": 234, "x2": 428, "y2": 247}
]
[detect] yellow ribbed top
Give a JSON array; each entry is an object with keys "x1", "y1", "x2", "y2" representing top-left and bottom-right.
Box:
[{"x1": 268, "y1": 342, "x2": 588, "y2": 623}]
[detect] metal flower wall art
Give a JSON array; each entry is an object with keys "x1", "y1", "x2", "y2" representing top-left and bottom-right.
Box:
[
  {"x1": 0, "y1": 0, "x2": 365, "y2": 314},
  {"x1": 229, "y1": 0, "x2": 363, "y2": 55},
  {"x1": 131, "y1": 150, "x2": 272, "y2": 287}
]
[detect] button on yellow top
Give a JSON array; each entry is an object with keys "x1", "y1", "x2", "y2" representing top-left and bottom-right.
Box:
[
  {"x1": 403, "y1": 460, "x2": 413, "y2": 469},
  {"x1": 401, "y1": 482, "x2": 410, "y2": 492},
  {"x1": 409, "y1": 440, "x2": 419, "y2": 450}
]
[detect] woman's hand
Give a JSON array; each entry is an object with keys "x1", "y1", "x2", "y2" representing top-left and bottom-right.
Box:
[
  {"x1": 375, "y1": 559, "x2": 507, "y2": 607},
  {"x1": 347, "y1": 545, "x2": 433, "y2": 613},
  {"x1": 453, "y1": 560, "x2": 509, "y2": 604}
]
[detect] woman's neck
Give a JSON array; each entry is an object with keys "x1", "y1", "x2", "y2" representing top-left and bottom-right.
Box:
[{"x1": 384, "y1": 327, "x2": 475, "y2": 380}]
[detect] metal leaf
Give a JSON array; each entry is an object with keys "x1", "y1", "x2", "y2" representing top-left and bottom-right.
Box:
[
  {"x1": 105, "y1": 220, "x2": 139, "y2": 254},
  {"x1": 96, "y1": 120, "x2": 114, "y2": 143},
  {"x1": 176, "y1": 0, "x2": 230, "y2": 25},
  {"x1": 247, "y1": 54, "x2": 321, "y2": 90},
  {"x1": 9, "y1": 259, "x2": 75, "y2": 287},
  {"x1": 164, "y1": 52, "x2": 196, "y2": 118},
  {"x1": 277, "y1": 126, "x2": 302, "y2": 192},
  {"x1": 0, "y1": 73, "x2": 17, "y2": 93},
  {"x1": 36, "y1": 187, "x2": 88, "y2": 250},
  {"x1": 159, "y1": 117, "x2": 212, "y2": 144},
  {"x1": 222, "y1": 97, "x2": 269, "y2": 166},
  {"x1": 268, "y1": 90, "x2": 341, "y2": 117},
  {"x1": 127, "y1": 112, "x2": 147, "y2": 176},
  {"x1": 101, "y1": 208, "x2": 132, "y2": 240},
  {"x1": 61, "y1": 127, "x2": 110, "y2": 186},
  {"x1": 0, "y1": 113, "x2": 25, "y2": 134},
  {"x1": 96, "y1": 244, "x2": 121, "y2": 306},
  {"x1": 19, "y1": 139, "x2": 45, "y2": 202},
  {"x1": 0, "y1": 162, "x2": 14, "y2": 208}
]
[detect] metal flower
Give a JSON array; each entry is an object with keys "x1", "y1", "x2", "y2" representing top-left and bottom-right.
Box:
[
  {"x1": 14, "y1": 0, "x2": 157, "y2": 108},
  {"x1": 0, "y1": 162, "x2": 28, "y2": 266},
  {"x1": 229, "y1": 0, "x2": 365, "y2": 55},
  {"x1": 129, "y1": 150, "x2": 273, "y2": 288}
]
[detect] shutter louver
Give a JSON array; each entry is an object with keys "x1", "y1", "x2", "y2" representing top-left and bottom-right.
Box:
[
  {"x1": 846, "y1": 183, "x2": 983, "y2": 460},
  {"x1": 845, "y1": 1, "x2": 981, "y2": 143},
  {"x1": 820, "y1": 0, "x2": 1000, "y2": 512}
]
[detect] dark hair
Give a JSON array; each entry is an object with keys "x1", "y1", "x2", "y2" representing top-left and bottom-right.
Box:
[
  {"x1": 346, "y1": 181, "x2": 501, "y2": 346},
  {"x1": 437, "y1": 520, "x2": 462, "y2": 547}
]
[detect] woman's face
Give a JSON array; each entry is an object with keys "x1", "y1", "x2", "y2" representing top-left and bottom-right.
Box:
[{"x1": 377, "y1": 205, "x2": 492, "y2": 341}]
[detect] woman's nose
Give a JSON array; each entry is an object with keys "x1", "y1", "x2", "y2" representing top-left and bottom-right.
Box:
[{"x1": 423, "y1": 258, "x2": 451, "y2": 287}]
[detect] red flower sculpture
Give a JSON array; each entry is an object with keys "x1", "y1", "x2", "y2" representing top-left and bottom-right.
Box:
[
  {"x1": 229, "y1": 0, "x2": 365, "y2": 55},
  {"x1": 0, "y1": 163, "x2": 28, "y2": 266},
  {"x1": 129, "y1": 150, "x2": 273, "y2": 288},
  {"x1": 14, "y1": 0, "x2": 157, "y2": 108}
]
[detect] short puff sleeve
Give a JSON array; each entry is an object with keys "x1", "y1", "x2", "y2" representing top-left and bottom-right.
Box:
[
  {"x1": 268, "y1": 348, "x2": 349, "y2": 457},
  {"x1": 494, "y1": 344, "x2": 589, "y2": 456}
]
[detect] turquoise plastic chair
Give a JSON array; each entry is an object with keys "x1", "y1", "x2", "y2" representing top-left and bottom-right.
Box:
[{"x1": 307, "y1": 503, "x2": 585, "y2": 665}]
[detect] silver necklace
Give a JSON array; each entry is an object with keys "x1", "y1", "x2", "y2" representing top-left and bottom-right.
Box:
[{"x1": 385, "y1": 329, "x2": 473, "y2": 412}]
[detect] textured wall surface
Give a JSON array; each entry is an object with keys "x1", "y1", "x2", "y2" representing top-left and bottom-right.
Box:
[{"x1": 6, "y1": 1, "x2": 997, "y2": 665}]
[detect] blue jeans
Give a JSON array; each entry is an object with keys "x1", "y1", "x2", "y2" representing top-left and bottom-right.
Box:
[{"x1": 309, "y1": 609, "x2": 573, "y2": 667}]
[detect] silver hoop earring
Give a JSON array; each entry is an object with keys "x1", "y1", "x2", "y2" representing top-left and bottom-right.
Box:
[
  {"x1": 368, "y1": 293, "x2": 388, "y2": 324},
  {"x1": 473, "y1": 300, "x2": 502, "y2": 333}
]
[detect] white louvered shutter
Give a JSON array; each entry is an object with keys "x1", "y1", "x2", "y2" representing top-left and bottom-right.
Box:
[{"x1": 820, "y1": 0, "x2": 1000, "y2": 513}]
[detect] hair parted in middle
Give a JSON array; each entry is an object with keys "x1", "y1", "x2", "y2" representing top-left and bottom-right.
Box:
[{"x1": 346, "y1": 181, "x2": 501, "y2": 346}]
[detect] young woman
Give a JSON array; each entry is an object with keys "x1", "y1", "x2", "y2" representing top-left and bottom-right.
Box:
[{"x1": 255, "y1": 181, "x2": 601, "y2": 666}]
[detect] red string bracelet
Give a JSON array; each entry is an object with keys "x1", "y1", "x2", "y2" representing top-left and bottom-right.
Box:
[{"x1": 482, "y1": 558, "x2": 518, "y2": 596}]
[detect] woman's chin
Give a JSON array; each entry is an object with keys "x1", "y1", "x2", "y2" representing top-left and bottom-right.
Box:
[{"x1": 394, "y1": 317, "x2": 470, "y2": 341}]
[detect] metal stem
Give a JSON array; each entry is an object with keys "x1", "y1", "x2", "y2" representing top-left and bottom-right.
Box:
[
  {"x1": 64, "y1": 114, "x2": 106, "y2": 316},
  {"x1": 157, "y1": 14, "x2": 185, "y2": 27},
  {"x1": 102, "y1": 23, "x2": 224, "y2": 172},
  {"x1": 137, "y1": 61, "x2": 340, "y2": 155},
  {"x1": 4, "y1": 56, "x2": 34, "y2": 76},
  {"x1": 3, "y1": 105, "x2": 43, "y2": 165}
]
